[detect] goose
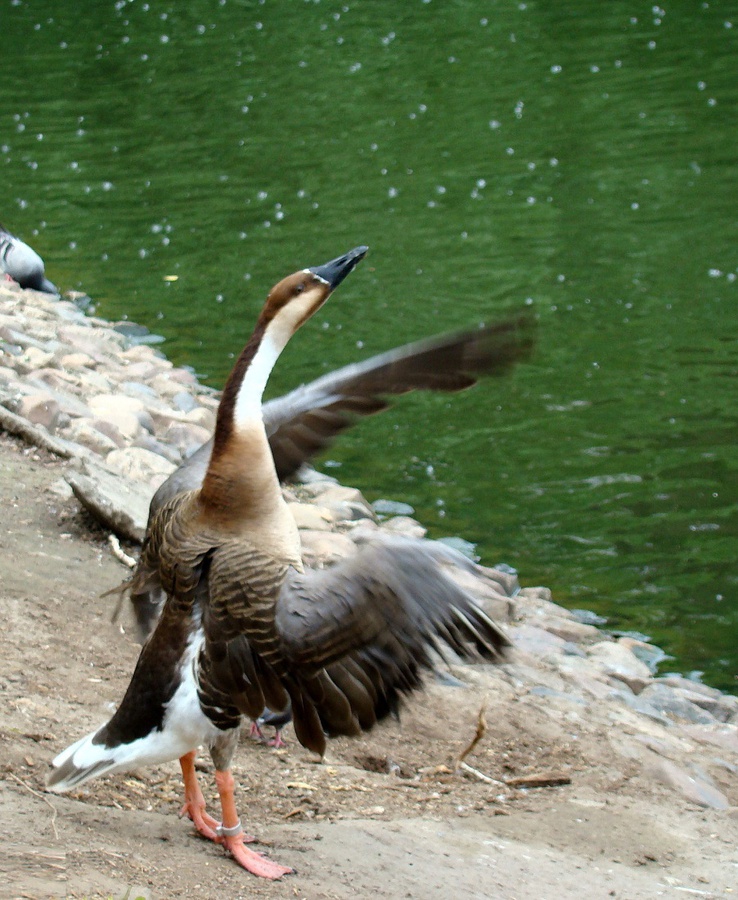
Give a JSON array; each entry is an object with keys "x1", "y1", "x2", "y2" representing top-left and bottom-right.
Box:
[
  {"x1": 125, "y1": 314, "x2": 535, "y2": 641},
  {"x1": 0, "y1": 223, "x2": 59, "y2": 295},
  {"x1": 48, "y1": 246, "x2": 513, "y2": 879}
]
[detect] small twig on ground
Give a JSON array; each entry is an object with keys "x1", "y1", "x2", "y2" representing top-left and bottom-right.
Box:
[
  {"x1": 458, "y1": 761, "x2": 506, "y2": 787},
  {"x1": 454, "y1": 699, "x2": 487, "y2": 770},
  {"x1": 9, "y1": 773, "x2": 59, "y2": 840},
  {"x1": 108, "y1": 533, "x2": 136, "y2": 568},
  {"x1": 503, "y1": 772, "x2": 572, "y2": 788}
]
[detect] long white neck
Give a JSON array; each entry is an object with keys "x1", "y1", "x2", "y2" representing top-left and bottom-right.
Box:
[{"x1": 232, "y1": 328, "x2": 284, "y2": 428}]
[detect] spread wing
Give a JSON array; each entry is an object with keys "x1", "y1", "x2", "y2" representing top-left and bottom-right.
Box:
[
  {"x1": 198, "y1": 535, "x2": 510, "y2": 756},
  {"x1": 122, "y1": 314, "x2": 534, "y2": 641},
  {"x1": 148, "y1": 315, "x2": 535, "y2": 515},
  {"x1": 263, "y1": 315, "x2": 534, "y2": 481}
]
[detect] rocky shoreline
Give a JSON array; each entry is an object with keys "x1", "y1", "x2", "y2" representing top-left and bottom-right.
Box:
[{"x1": 1, "y1": 279, "x2": 737, "y2": 820}]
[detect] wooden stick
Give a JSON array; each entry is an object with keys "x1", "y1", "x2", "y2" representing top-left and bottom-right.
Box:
[
  {"x1": 454, "y1": 699, "x2": 487, "y2": 770},
  {"x1": 108, "y1": 533, "x2": 136, "y2": 568},
  {"x1": 458, "y1": 761, "x2": 505, "y2": 787},
  {"x1": 503, "y1": 772, "x2": 571, "y2": 788},
  {"x1": 9, "y1": 773, "x2": 59, "y2": 840}
]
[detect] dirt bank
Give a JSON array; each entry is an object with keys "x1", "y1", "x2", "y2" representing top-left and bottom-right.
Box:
[{"x1": 1, "y1": 433, "x2": 737, "y2": 900}]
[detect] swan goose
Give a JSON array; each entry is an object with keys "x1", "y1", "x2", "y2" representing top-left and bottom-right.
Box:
[{"x1": 48, "y1": 247, "x2": 513, "y2": 879}]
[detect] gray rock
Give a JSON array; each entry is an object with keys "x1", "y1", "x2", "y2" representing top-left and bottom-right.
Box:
[
  {"x1": 20, "y1": 346, "x2": 55, "y2": 369},
  {"x1": 294, "y1": 468, "x2": 340, "y2": 488},
  {"x1": 88, "y1": 393, "x2": 144, "y2": 440},
  {"x1": 162, "y1": 421, "x2": 211, "y2": 458},
  {"x1": 88, "y1": 417, "x2": 127, "y2": 448},
  {"x1": 372, "y1": 498, "x2": 415, "y2": 516},
  {"x1": 477, "y1": 564, "x2": 520, "y2": 598},
  {"x1": 172, "y1": 390, "x2": 199, "y2": 413},
  {"x1": 24, "y1": 373, "x2": 93, "y2": 418},
  {"x1": 517, "y1": 586, "x2": 554, "y2": 603},
  {"x1": 588, "y1": 641, "x2": 653, "y2": 694},
  {"x1": 537, "y1": 615, "x2": 602, "y2": 645},
  {"x1": 106, "y1": 446, "x2": 176, "y2": 489},
  {"x1": 570, "y1": 608, "x2": 608, "y2": 626},
  {"x1": 299, "y1": 530, "x2": 358, "y2": 567},
  {"x1": 18, "y1": 393, "x2": 60, "y2": 430},
  {"x1": 133, "y1": 432, "x2": 183, "y2": 465},
  {"x1": 58, "y1": 351, "x2": 98, "y2": 370},
  {"x1": 380, "y1": 516, "x2": 427, "y2": 538},
  {"x1": 678, "y1": 690, "x2": 738, "y2": 724},
  {"x1": 655, "y1": 675, "x2": 722, "y2": 699},
  {"x1": 119, "y1": 380, "x2": 161, "y2": 402},
  {"x1": 647, "y1": 758, "x2": 729, "y2": 809},
  {"x1": 618, "y1": 637, "x2": 670, "y2": 674},
  {"x1": 529, "y1": 685, "x2": 589, "y2": 706},
  {"x1": 437, "y1": 536, "x2": 478, "y2": 560},
  {"x1": 288, "y1": 502, "x2": 333, "y2": 532},
  {"x1": 512, "y1": 624, "x2": 568, "y2": 660},
  {"x1": 680, "y1": 724, "x2": 738, "y2": 754},
  {"x1": 183, "y1": 406, "x2": 215, "y2": 431},
  {"x1": 64, "y1": 419, "x2": 120, "y2": 456},
  {"x1": 65, "y1": 460, "x2": 152, "y2": 543},
  {"x1": 633, "y1": 683, "x2": 716, "y2": 725}
]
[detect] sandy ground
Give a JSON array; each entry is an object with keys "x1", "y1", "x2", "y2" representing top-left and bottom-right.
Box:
[{"x1": 1, "y1": 432, "x2": 737, "y2": 900}]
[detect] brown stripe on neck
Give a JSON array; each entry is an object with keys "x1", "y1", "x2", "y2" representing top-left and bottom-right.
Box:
[{"x1": 210, "y1": 319, "x2": 268, "y2": 463}]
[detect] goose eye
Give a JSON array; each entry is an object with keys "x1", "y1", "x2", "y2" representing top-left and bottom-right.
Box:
[{"x1": 295, "y1": 282, "x2": 305, "y2": 294}]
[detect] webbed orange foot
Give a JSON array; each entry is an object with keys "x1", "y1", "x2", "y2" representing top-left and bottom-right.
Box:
[{"x1": 216, "y1": 824, "x2": 294, "y2": 879}]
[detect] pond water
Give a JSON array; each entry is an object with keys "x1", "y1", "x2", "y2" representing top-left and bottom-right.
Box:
[{"x1": 2, "y1": 0, "x2": 737, "y2": 691}]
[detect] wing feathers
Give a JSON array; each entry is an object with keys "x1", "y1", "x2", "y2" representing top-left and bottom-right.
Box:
[{"x1": 264, "y1": 536, "x2": 509, "y2": 753}]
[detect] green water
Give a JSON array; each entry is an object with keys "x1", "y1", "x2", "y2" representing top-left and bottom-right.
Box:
[{"x1": 2, "y1": 1, "x2": 737, "y2": 690}]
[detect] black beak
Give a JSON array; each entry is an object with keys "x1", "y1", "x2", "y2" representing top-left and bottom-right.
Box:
[{"x1": 308, "y1": 245, "x2": 368, "y2": 289}]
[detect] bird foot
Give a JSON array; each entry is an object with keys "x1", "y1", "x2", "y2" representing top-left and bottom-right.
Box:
[
  {"x1": 266, "y1": 730, "x2": 287, "y2": 749},
  {"x1": 179, "y1": 798, "x2": 220, "y2": 842},
  {"x1": 217, "y1": 831, "x2": 294, "y2": 879},
  {"x1": 249, "y1": 721, "x2": 265, "y2": 741}
]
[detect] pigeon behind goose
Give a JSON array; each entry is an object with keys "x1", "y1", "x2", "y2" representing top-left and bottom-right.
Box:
[{"x1": 0, "y1": 224, "x2": 58, "y2": 295}]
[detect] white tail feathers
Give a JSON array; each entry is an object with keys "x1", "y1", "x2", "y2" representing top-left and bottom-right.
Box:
[{"x1": 47, "y1": 729, "x2": 133, "y2": 792}]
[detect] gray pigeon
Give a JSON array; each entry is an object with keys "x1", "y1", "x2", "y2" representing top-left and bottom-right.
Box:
[{"x1": 0, "y1": 224, "x2": 58, "y2": 295}]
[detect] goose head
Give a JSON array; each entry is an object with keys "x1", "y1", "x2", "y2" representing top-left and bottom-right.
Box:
[
  {"x1": 210, "y1": 245, "x2": 368, "y2": 468},
  {"x1": 255, "y1": 245, "x2": 368, "y2": 342}
]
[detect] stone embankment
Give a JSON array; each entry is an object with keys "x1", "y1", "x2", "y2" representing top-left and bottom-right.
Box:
[{"x1": 1, "y1": 281, "x2": 737, "y2": 814}]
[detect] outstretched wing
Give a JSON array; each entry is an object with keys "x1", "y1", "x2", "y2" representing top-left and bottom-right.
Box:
[
  {"x1": 148, "y1": 315, "x2": 535, "y2": 515},
  {"x1": 123, "y1": 315, "x2": 534, "y2": 641},
  {"x1": 264, "y1": 315, "x2": 534, "y2": 481},
  {"x1": 199, "y1": 535, "x2": 509, "y2": 756}
]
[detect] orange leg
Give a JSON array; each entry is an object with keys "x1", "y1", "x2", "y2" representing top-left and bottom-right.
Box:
[
  {"x1": 214, "y1": 769, "x2": 294, "y2": 879},
  {"x1": 178, "y1": 751, "x2": 221, "y2": 841}
]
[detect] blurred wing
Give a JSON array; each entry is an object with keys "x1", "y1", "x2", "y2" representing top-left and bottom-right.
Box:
[
  {"x1": 123, "y1": 314, "x2": 534, "y2": 640},
  {"x1": 265, "y1": 315, "x2": 535, "y2": 481},
  {"x1": 269, "y1": 536, "x2": 510, "y2": 753},
  {"x1": 275, "y1": 536, "x2": 509, "y2": 671}
]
